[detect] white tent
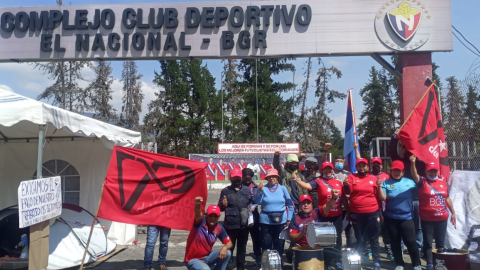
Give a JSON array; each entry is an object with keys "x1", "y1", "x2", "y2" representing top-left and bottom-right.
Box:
[{"x1": 0, "y1": 88, "x2": 141, "y2": 244}]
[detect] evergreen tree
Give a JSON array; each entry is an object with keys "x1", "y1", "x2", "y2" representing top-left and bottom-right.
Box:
[
  {"x1": 237, "y1": 58, "x2": 295, "y2": 142},
  {"x1": 221, "y1": 59, "x2": 245, "y2": 142},
  {"x1": 465, "y1": 84, "x2": 480, "y2": 144},
  {"x1": 86, "y1": 60, "x2": 116, "y2": 122},
  {"x1": 358, "y1": 67, "x2": 397, "y2": 150},
  {"x1": 443, "y1": 76, "x2": 466, "y2": 146},
  {"x1": 120, "y1": 60, "x2": 144, "y2": 129}
]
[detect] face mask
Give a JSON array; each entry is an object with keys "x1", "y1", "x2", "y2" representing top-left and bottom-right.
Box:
[
  {"x1": 372, "y1": 165, "x2": 381, "y2": 174},
  {"x1": 323, "y1": 174, "x2": 333, "y2": 179},
  {"x1": 287, "y1": 164, "x2": 299, "y2": 172},
  {"x1": 231, "y1": 179, "x2": 242, "y2": 186},
  {"x1": 357, "y1": 171, "x2": 368, "y2": 176},
  {"x1": 426, "y1": 175, "x2": 438, "y2": 181},
  {"x1": 306, "y1": 163, "x2": 318, "y2": 171},
  {"x1": 334, "y1": 163, "x2": 344, "y2": 170}
]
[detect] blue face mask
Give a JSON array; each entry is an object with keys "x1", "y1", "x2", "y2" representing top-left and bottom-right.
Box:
[
  {"x1": 323, "y1": 174, "x2": 334, "y2": 179},
  {"x1": 334, "y1": 163, "x2": 344, "y2": 170},
  {"x1": 426, "y1": 175, "x2": 438, "y2": 181}
]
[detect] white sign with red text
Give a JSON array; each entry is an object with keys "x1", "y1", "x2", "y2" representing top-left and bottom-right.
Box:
[{"x1": 218, "y1": 143, "x2": 300, "y2": 154}]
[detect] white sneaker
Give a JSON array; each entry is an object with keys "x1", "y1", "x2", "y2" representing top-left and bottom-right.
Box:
[
  {"x1": 413, "y1": 266, "x2": 422, "y2": 270},
  {"x1": 395, "y1": 266, "x2": 404, "y2": 270}
]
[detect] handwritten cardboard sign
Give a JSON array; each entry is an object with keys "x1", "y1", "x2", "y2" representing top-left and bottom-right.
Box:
[{"x1": 17, "y1": 177, "x2": 62, "y2": 228}]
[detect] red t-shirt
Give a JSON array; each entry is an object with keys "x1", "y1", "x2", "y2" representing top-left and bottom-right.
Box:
[
  {"x1": 206, "y1": 163, "x2": 217, "y2": 181},
  {"x1": 312, "y1": 177, "x2": 343, "y2": 217},
  {"x1": 345, "y1": 173, "x2": 380, "y2": 214},
  {"x1": 260, "y1": 164, "x2": 271, "y2": 180},
  {"x1": 417, "y1": 176, "x2": 449, "y2": 221},
  {"x1": 239, "y1": 163, "x2": 248, "y2": 169},
  {"x1": 217, "y1": 164, "x2": 227, "y2": 180},
  {"x1": 184, "y1": 217, "x2": 231, "y2": 262}
]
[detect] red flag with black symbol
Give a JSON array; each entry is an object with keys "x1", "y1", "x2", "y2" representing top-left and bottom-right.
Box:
[
  {"x1": 97, "y1": 146, "x2": 208, "y2": 230},
  {"x1": 398, "y1": 84, "x2": 450, "y2": 181}
]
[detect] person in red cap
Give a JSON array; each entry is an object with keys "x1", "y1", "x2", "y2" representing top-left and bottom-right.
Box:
[
  {"x1": 289, "y1": 194, "x2": 320, "y2": 247},
  {"x1": 185, "y1": 197, "x2": 233, "y2": 270},
  {"x1": 293, "y1": 161, "x2": 344, "y2": 251},
  {"x1": 217, "y1": 168, "x2": 253, "y2": 270},
  {"x1": 370, "y1": 156, "x2": 394, "y2": 261},
  {"x1": 343, "y1": 158, "x2": 382, "y2": 270},
  {"x1": 410, "y1": 155, "x2": 456, "y2": 270},
  {"x1": 254, "y1": 168, "x2": 294, "y2": 260},
  {"x1": 377, "y1": 160, "x2": 422, "y2": 270}
]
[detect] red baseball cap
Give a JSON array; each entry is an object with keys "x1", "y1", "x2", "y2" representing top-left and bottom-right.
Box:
[
  {"x1": 356, "y1": 158, "x2": 368, "y2": 165},
  {"x1": 391, "y1": 160, "x2": 404, "y2": 171},
  {"x1": 322, "y1": 161, "x2": 334, "y2": 169},
  {"x1": 299, "y1": 195, "x2": 312, "y2": 203},
  {"x1": 371, "y1": 157, "x2": 383, "y2": 165},
  {"x1": 206, "y1": 205, "x2": 220, "y2": 217},
  {"x1": 230, "y1": 168, "x2": 242, "y2": 178},
  {"x1": 426, "y1": 162, "x2": 439, "y2": 171}
]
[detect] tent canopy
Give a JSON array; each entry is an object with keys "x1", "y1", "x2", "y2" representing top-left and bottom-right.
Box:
[{"x1": 0, "y1": 89, "x2": 141, "y2": 147}]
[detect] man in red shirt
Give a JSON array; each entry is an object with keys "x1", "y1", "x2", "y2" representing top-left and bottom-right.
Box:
[
  {"x1": 217, "y1": 159, "x2": 227, "y2": 181},
  {"x1": 184, "y1": 197, "x2": 233, "y2": 270},
  {"x1": 343, "y1": 158, "x2": 381, "y2": 270},
  {"x1": 228, "y1": 157, "x2": 239, "y2": 172},
  {"x1": 259, "y1": 158, "x2": 271, "y2": 180},
  {"x1": 239, "y1": 158, "x2": 247, "y2": 169},
  {"x1": 410, "y1": 156, "x2": 456, "y2": 270},
  {"x1": 206, "y1": 158, "x2": 217, "y2": 182}
]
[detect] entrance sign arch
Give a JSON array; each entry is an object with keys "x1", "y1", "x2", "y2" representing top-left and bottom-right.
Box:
[{"x1": 0, "y1": 0, "x2": 451, "y2": 62}]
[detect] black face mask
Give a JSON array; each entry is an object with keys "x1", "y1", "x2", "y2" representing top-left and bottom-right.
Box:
[
  {"x1": 231, "y1": 179, "x2": 242, "y2": 187},
  {"x1": 372, "y1": 165, "x2": 381, "y2": 174},
  {"x1": 287, "y1": 164, "x2": 299, "y2": 172},
  {"x1": 306, "y1": 162, "x2": 318, "y2": 171},
  {"x1": 358, "y1": 171, "x2": 368, "y2": 176}
]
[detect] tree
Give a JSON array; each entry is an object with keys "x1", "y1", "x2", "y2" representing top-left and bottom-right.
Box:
[
  {"x1": 465, "y1": 84, "x2": 480, "y2": 144},
  {"x1": 237, "y1": 58, "x2": 295, "y2": 143},
  {"x1": 145, "y1": 59, "x2": 220, "y2": 157},
  {"x1": 443, "y1": 76, "x2": 466, "y2": 146},
  {"x1": 86, "y1": 61, "x2": 116, "y2": 122},
  {"x1": 120, "y1": 60, "x2": 144, "y2": 130},
  {"x1": 358, "y1": 67, "x2": 397, "y2": 151},
  {"x1": 221, "y1": 59, "x2": 244, "y2": 142},
  {"x1": 35, "y1": 61, "x2": 91, "y2": 112}
]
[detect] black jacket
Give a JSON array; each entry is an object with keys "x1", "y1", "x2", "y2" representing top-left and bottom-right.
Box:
[{"x1": 218, "y1": 185, "x2": 253, "y2": 229}]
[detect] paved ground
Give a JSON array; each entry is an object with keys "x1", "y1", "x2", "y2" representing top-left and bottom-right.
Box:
[{"x1": 86, "y1": 189, "x2": 466, "y2": 270}]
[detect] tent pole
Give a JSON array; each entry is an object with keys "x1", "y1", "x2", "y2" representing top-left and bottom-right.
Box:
[
  {"x1": 37, "y1": 125, "x2": 46, "y2": 178},
  {"x1": 79, "y1": 184, "x2": 104, "y2": 270}
]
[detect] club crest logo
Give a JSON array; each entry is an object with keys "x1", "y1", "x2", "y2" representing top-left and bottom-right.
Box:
[{"x1": 374, "y1": 1, "x2": 433, "y2": 51}]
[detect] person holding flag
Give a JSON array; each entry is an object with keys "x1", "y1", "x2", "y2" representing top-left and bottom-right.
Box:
[
  {"x1": 410, "y1": 156, "x2": 456, "y2": 270},
  {"x1": 217, "y1": 159, "x2": 228, "y2": 181},
  {"x1": 259, "y1": 158, "x2": 271, "y2": 180}
]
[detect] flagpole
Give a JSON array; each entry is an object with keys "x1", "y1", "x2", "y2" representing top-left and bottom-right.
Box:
[
  {"x1": 348, "y1": 88, "x2": 357, "y2": 143},
  {"x1": 79, "y1": 183, "x2": 105, "y2": 270},
  {"x1": 397, "y1": 82, "x2": 436, "y2": 133}
]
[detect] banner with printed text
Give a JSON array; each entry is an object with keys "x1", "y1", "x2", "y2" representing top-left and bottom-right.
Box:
[{"x1": 218, "y1": 143, "x2": 300, "y2": 154}]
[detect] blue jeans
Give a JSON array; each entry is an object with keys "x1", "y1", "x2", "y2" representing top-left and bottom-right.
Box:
[
  {"x1": 412, "y1": 200, "x2": 423, "y2": 250},
  {"x1": 144, "y1": 225, "x2": 171, "y2": 268},
  {"x1": 186, "y1": 249, "x2": 232, "y2": 270}
]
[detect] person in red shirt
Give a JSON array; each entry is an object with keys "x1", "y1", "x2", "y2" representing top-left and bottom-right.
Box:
[
  {"x1": 410, "y1": 156, "x2": 456, "y2": 270},
  {"x1": 293, "y1": 161, "x2": 344, "y2": 250},
  {"x1": 239, "y1": 158, "x2": 247, "y2": 169},
  {"x1": 343, "y1": 158, "x2": 382, "y2": 270},
  {"x1": 184, "y1": 197, "x2": 233, "y2": 270},
  {"x1": 217, "y1": 159, "x2": 227, "y2": 181},
  {"x1": 228, "y1": 157, "x2": 239, "y2": 172},
  {"x1": 206, "y1": 157, "x2": 217, "y2": 182},
  {"x1": 370, "y1": 157, "x2": 394, "y2": 261},
  {"x1": 259, "y1": 158, "x2": 271, "y2": 180}
]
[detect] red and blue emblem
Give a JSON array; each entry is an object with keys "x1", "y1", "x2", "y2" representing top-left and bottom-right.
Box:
[{"x1": 387, "y1": 3, "x2": 422, "y2": 41}]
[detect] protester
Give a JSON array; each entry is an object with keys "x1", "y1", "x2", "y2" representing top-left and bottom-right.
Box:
[
  {"x1": 273, "y1": 149, "x2": 308, "y2": 211},
  {"x1": 322, "y1": 142, "x2": 356, "y2": 248},
  {"x1": 299, "y1": 156, "x2": 321, "y2": 208},
  {"x1": 247, "y1": 158, "x2": 261, "y2": 180},
  {"x1": 289, "y1": 195, "x2": 320, "y2": 247},
  {"x1": 217, "y1": 168, "x2": 253, "y2": 270},
  {"x1": 391, "y1": 135, "x2": 425, "y2": 254},
  {"x1": 343, "y1": 158, "x2": 381, "y2": 270},
  {"x1": 185, "y1": 197, "x2": 232, "y2": 270},
  {"x1": 410, "y1": 156, "x2": 456, "y2": 270},
  {"x1": 241, "y1": 168, "x2": 262, "y2": 266},
  {"x1": 144, "y1": 225, "x2": 171, "y2": 270},
  {"x1": 259, "y1": 158, "x2": 271, "y2": 180},
  {"x1": 377, "y1": 160, "x2": 421, "y2": 270},
  {"x1": 370, "y1": 156, "x2": 394, "y2": 261},
  {"x1": 293, "y1": 161, "x2": 344, "y2": 250},
  {"x1": 254, "y1": 168, "x2": 294, "y2": 258}
]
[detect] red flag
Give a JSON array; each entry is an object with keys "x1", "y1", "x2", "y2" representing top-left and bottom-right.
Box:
[
  {"x1": 97, "y1": 146, "x2": 208, "y2": 230},
  {"x1": 398, "y1": 84, "x2": 450, "y2": 181}
]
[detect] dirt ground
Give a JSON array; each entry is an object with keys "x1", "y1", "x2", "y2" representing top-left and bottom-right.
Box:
[{"x1": 86, "y1": 188, "x2": 473, "y2": 270}]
